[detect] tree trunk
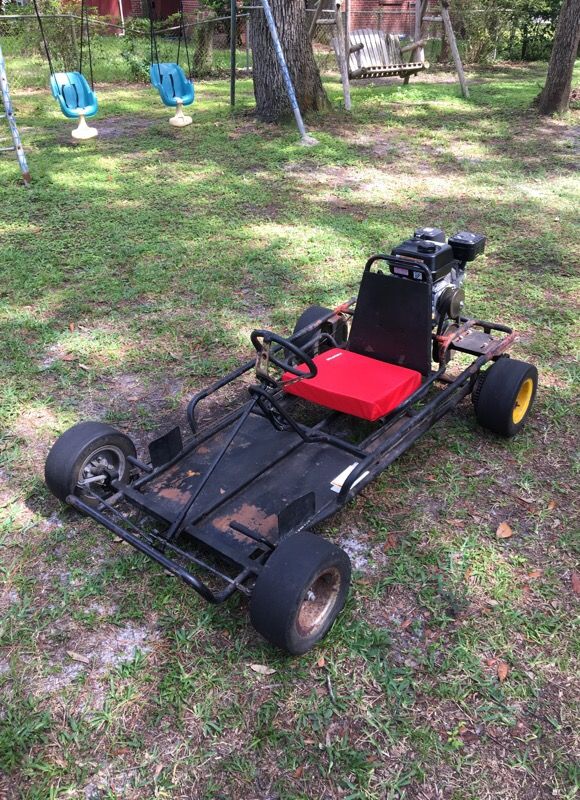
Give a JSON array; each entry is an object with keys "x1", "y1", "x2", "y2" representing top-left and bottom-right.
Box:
[
  {"x1": 536, "y1": 0, "x2": 580, "y2": 115},
  {"x1": 440, "y1": 26, "x2": 450, "y2": 63},
  {"x1": 192, "y1": 22, "x2": 214, "y2": 77},
  {"x1": 251, "y1": 0, "x2": 329, "y2": 123}
]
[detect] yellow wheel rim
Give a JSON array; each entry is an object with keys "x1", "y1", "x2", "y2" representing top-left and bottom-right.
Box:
[{"x1": 512, "y1": 378, "x2": 534, "y2": 424}]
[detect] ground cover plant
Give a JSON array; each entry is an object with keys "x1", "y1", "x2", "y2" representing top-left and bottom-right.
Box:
[{"x1": 0, "y1": 46, "x2": 579, "y2": 799}]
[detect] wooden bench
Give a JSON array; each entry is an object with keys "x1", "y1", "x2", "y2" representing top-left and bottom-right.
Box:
[{"x1": 333, "y1": 29, "x2": 429, "y2": 84}]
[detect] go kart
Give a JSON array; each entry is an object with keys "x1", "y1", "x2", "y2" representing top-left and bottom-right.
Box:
[{"x1": 45, "y1": 226, "x2": 538, "y2": 654}]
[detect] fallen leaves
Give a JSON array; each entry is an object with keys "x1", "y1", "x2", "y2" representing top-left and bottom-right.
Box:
[
  {"x1": 497, "y1": 661, "x2": 509, "y2": 682},
  {"x1": 383, "y1": 533, "x2": 399, "y2": 551},
  {"x1": 249, "y1": 664, "x2": 276, "y2": 676},
  {"x1": 496, "y1": 521, "x2": 514, "y2": 539},
  {"x1": 59, "y1": 353, "x2": 90, "y2": 372},
  {"x1": 571, "y1": 571, "x2": 580, "y2": 596},
  {"x1": 67, "y1": 651, "x2": 90, "y2": 664}
]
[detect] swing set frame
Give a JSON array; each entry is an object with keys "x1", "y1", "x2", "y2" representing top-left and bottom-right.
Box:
[{"x1": 31, "y1": 0, "x2": 99, "y2": 138}]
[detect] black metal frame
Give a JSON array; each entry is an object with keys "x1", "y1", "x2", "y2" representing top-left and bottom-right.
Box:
[{"x1": 66, "y1": 261, "x2": 515, "y2": 606}]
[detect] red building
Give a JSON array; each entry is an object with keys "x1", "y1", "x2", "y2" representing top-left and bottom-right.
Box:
[
  {"x1": 93, "y1": 0, "x2": 422, "y2": 36},
  {"x1": 92, "y1": 0, "x2": 202, "y2": 23}
]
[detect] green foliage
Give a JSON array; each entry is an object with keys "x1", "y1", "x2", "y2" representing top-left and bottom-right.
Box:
[
  {"x1": 451, "y1": 0, "x2": 563, "y2": 63},
  {"x1": 502, "y1": 0, "x2": 561, "y2": 60},
  {"x1": 120, "y1": 17, "x2": 152, "y2": 82},
  {"x1": 120, "y1": 14, "x2": 184, "y2": 82},
  {"x1": 198, "y1": 0, "x2": 230, "y2": 14},
  {"x1": 0, "y1": 689, "x2": 53, "y2": 772},
  {"x1": 0, "y1": 0, "x2": 81, "y2": 70}
]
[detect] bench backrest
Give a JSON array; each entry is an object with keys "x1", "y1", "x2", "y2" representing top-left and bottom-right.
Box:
[{"x1": 349, "y1": 29, "x2": 404, "y2": 71}]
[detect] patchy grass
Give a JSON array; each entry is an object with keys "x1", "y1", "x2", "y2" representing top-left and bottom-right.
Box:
[{"x1": 1, "y1": 45, "x2": 579, "y2": 800}]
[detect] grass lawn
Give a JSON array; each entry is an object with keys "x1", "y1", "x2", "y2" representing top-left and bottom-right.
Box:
[{"x1": 1, "y1": 41, "x2": 579, "y2": 799}]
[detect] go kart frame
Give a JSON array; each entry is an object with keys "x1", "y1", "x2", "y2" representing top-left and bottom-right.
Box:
[{"x1": 45, "y1": 226, "x2": 538, "y2": 654}]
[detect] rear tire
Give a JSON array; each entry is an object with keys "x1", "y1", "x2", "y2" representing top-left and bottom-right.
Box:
[
  {"x1": 473, "y1": 358, "x2": 538, "y2": 437},
  {"x1": 45, "y1": 421, "x2": 136, "y2": 506},
  {"x1": 250, "y1": 531, "x2": 351, "y2": 655}
]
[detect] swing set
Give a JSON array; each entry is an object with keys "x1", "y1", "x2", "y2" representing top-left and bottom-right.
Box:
[
  {"x1": 26, "y1": 0, "x2": 314, "y2": 144},
  {"x1": 30, "y1": 0, "x2": 196, "y2": 137},
  {"x1": 148, "y1": 0, "x2": 195, "y2": 127},
  {"x1": 32, "y1": 0, "x2": 99, "y2": 139}
]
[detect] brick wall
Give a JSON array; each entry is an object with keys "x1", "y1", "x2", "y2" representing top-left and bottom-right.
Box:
[
  {"x1": 182, "y1": 0, "x2": 203, "y2": 15},
  {"x1": 100, "y1": 0, "x2": 434, "y2": 34},
  {"x1": 347, "y1": 1, "x2": 436, "y2": 36}
]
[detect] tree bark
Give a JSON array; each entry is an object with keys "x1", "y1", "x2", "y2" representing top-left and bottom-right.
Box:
[
  {"x1": 251, "y1": 0, "x2": 329, "y2": 123},
  {"x1": 537, "y1": 0, "x2": 580, "y2": 115}
]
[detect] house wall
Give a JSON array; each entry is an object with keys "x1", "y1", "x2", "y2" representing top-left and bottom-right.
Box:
[
  {"x1": 95, "y1": 0, "x2": 432, "y2": 36},
  {"x1": 347, "y1": 0, "x2": 433, "y2": 36}
]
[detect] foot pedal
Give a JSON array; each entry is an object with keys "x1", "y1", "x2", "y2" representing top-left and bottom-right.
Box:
[{"x1": 148, "y1": 426, "x2": 183, "y2": 468}]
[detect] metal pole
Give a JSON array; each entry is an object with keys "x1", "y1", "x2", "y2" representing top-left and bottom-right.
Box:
[
  {"x1": 0, "y1": 44, "x2": 31, "y2": 185},
  {"x1": 259, "y1": 0, "x2": 317, "y2": 145},
  {"x1": 230, "y1": 0, "x2": 236, "y2": 106},
  {"x1": 245, "y1": 14, "x2": 251, "y2": 73}
]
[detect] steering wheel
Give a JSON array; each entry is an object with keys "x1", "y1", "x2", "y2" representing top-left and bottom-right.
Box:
[{"x1": 251, "y1": 330, "x2": 318, "y2": 380}]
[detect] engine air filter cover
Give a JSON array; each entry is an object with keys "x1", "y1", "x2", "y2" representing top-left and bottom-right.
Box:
[
  {"x1": 392, "y1": 238, "x2": 455, "y2": 281},
  {"x1": 448, "y1": 231, "x2": 486, "y2": 262},
  {"x1": 414, "y1": 226, "x2": 446, "y2": 243}
]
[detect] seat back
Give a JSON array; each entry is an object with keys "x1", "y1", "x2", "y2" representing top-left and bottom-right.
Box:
[
  {"x1": 50, "y1": 72, "x2": 98, "y2": 118},
  {"x1": 150, "y1": 63, "x2": 194, "y2": 106},
  {"x1": 348, "y1": 260, "x2": 433, "y2": 376},
  {"x1": 349, "y1": 30, "x2": 405, "y2": 72},
  {"x1": 61, "y1": 82, "x2": 79, "y2": 110}
]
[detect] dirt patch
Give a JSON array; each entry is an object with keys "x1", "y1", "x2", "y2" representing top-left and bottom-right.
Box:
[
  {"x1": 89, "y1": 116, "x2": 159, "y2": 141},
  {"x1": 32, "y1": 622, "x2": 158, "y2": 702},
  {"x1": 339, "y1": 530, "x2": 372, "y2": 571},
  {"x1": 0, "y1": 588, "x2": 20, "y2": 616},
  {"x1": 283, "y1": 160, "x2": 363, "y2": 191}
]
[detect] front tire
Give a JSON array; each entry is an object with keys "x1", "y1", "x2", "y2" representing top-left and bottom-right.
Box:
[
  {"x1": 250, "y1": 531, "x2": 351, "y2": 655},
  {"x1": 45, "y1": 421, "x2": 136, "y2": 506},
  {"x1": 473, "y1": 358, "x2": 538, "y2": 437}
]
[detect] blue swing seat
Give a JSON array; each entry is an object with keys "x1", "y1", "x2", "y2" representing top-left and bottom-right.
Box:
[
  {"x1": 50, "y1": 72, "x2": 98, "y2": 120},
  {"x1": 149, "y1": 63, "x2": 194, "y2": 108}
]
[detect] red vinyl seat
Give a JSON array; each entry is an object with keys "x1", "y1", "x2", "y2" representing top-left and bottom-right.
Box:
[{"x1": 283, "y1": 348, "x2": 422, "y2": 421}]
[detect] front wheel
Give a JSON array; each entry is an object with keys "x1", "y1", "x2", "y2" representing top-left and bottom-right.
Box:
[
  {"x1": 473, "y1": 358, "x2": 538, "y2": 437},
  {"x1": 45, "y1": 421, "x2": 136, "y2": 506},
  {"x1": 250, "y1": 531, "x2": 351, "y2": 655}
]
